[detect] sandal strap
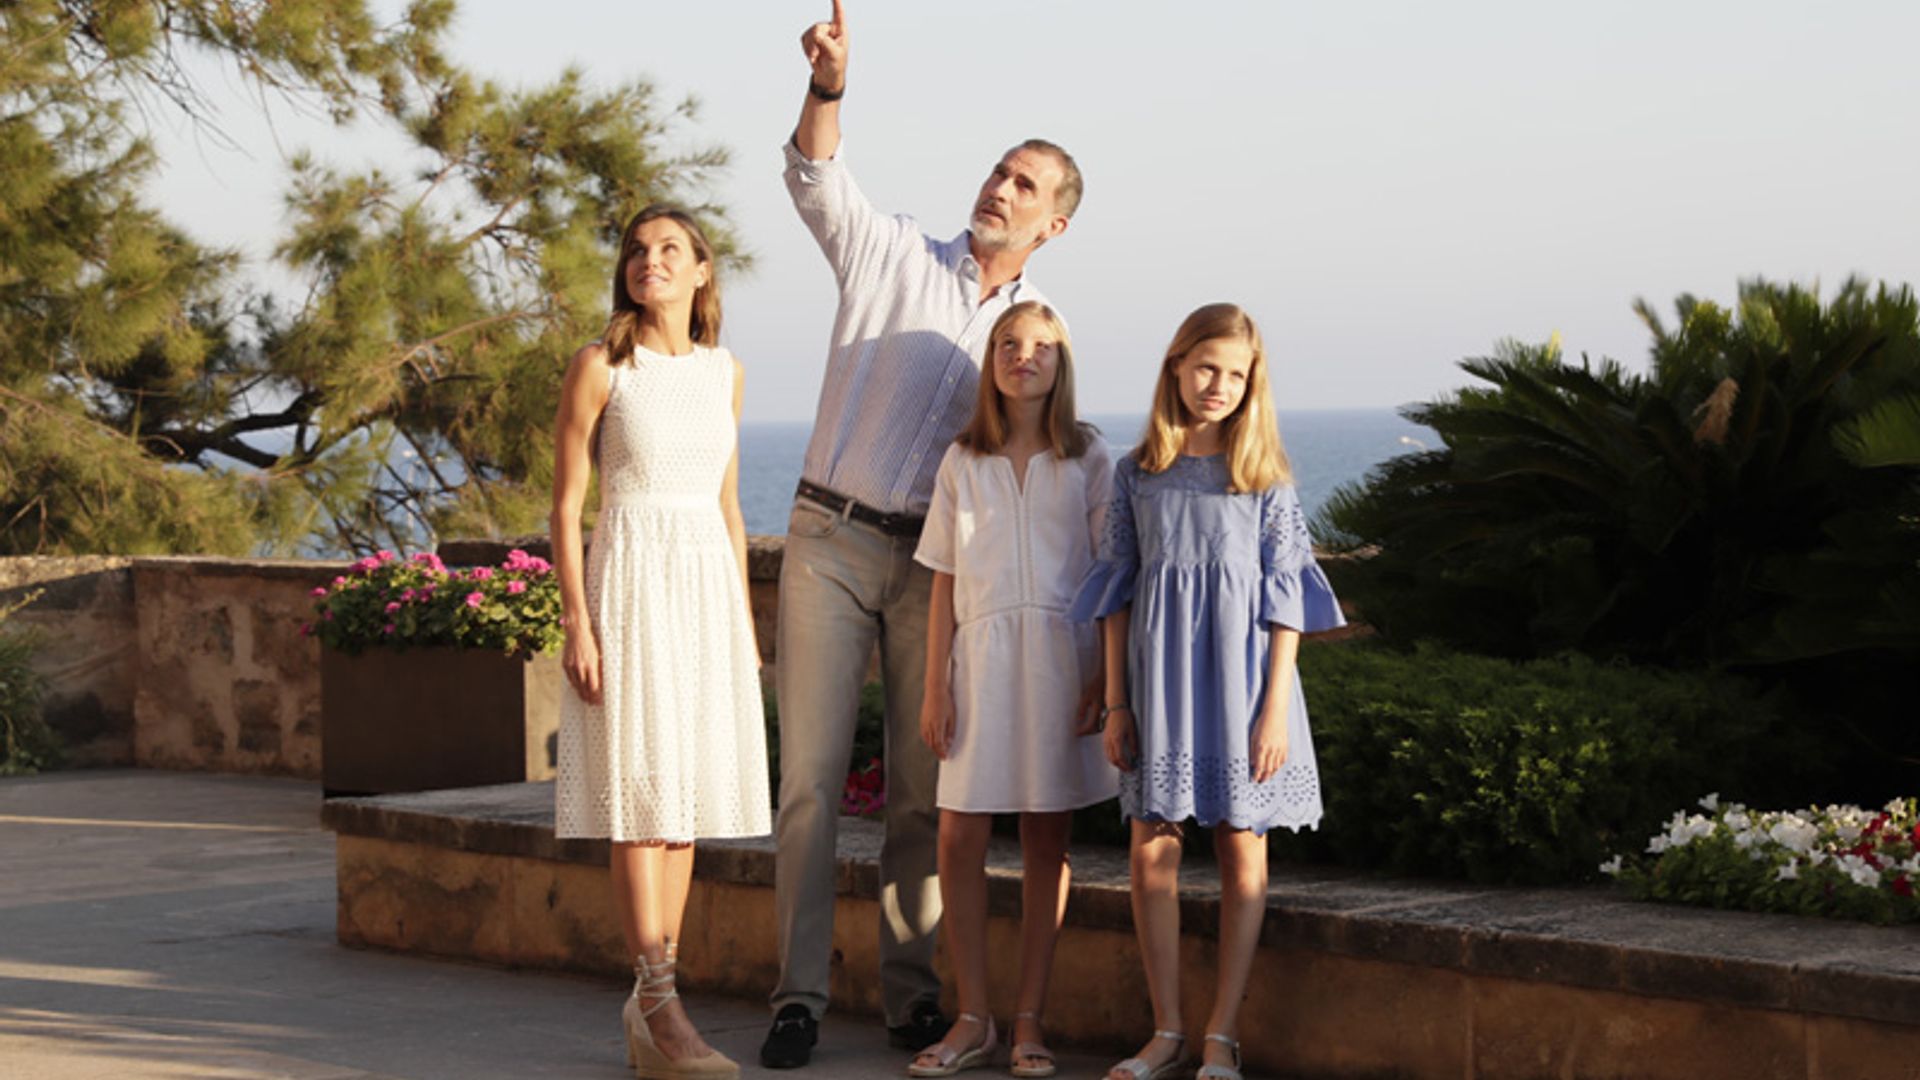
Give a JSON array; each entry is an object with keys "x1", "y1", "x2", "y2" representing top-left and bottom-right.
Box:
[
  {"x1": 632, "y1": 953, "x2": 679, "y2": 1018},
  {"x1": 1203, "y1": 1033, "x2": 1239, "y2": 1048},
  {"x1": 1154, "y1": 1030, "x2": 1187, "y2": 1043},
  {"x1": 1013, "y1": 1041, "x2": 1055, "y2": 1061},
  {"x1": 912, "y1": 1014, "x2": 994, "y2": 1068}
]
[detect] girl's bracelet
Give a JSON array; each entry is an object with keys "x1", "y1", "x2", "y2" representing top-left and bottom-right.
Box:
[{"x1": 1100, "y1": 704, "x2": 1132, "y2": 722}]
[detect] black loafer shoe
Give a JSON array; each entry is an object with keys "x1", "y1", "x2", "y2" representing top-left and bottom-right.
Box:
[
  {"x1": 887, "y1": 999, "x2": 947, "y2": 1051},
  {"x1": 760, "y1": 1003, "x2": 819, "y2": 1069}
]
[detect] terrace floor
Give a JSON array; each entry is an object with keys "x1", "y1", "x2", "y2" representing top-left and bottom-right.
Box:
[{"x1": 0, "y1": 770, "x2": 1111, "y2": 1079}]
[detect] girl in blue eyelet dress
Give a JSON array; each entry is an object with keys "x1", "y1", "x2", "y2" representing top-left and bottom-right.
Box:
[{"x1": 1071, "y1": 303, "x2": 1344, "y2": 1080}]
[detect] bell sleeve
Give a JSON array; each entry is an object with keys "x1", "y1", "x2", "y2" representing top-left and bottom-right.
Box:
[
  {"x1": 1069, "y1": 453, "x2": 1139, "y2": 621},
  {"x1": 1258, "y1": 482, "x2": 1346, "y2": 633}
]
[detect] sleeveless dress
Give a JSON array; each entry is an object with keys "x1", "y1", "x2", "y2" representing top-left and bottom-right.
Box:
[
  {"x1": 555, "y1": 343, "x2": 772, "y2": 842},
  {"x1": 1070, "y1": 453, "x2": 1345, "y2": 835}
]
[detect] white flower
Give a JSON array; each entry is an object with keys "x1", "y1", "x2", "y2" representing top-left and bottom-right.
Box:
[
  {"x1": 1599, "y1": 855, "x2": 1623, "y2": 876},
  {"x1": 1836, "y1": 823, "x2": 1863, "y2": 844},
  {"x1": 1672, "y1": 815, "x2": 1716, "y2": 845},
  {"x1": 1726, "y1": 811, "x2": 1752, "y2": 833},
  {"x1": 1647, "y1": 835, "x2": 1671, "y2": 855},
  {"x1": 1847, "y1": 863, "x2": 1882, "y2": 890},
  {"x1": 1699, "y1": 793, "x2": 1720, "y2": 812},
  {"x1": 1776, "y1": 861, "x2": 1799, "y2": 881},
  {"x1": 1768, "y1": 819, "x2": 1818, "y2": 854}
]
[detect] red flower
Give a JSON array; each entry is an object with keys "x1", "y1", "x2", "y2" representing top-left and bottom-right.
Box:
[
  {"x1": 1894, "y1": 876, "x2": 1913, "y2": 898},
  {"x1": 840, "y1": 756, "x2": 886, "y2": 816}
]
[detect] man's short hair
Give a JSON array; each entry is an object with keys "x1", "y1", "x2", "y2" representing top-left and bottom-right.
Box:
[{"x1": 1015, "y1": 138, "x2": 1083, "y2": 219}]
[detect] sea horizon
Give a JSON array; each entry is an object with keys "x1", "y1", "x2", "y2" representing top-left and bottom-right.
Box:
[{"x1": 738, "y1": 406, "x2": 1431, "y2": 536}]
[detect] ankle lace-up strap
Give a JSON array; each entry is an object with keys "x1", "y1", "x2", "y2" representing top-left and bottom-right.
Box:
[{"x1": 632, "y1": 950, "x2": 679, "y2": 1019}]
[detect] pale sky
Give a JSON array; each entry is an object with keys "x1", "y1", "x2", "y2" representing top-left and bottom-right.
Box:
[{"x1": 143, "y1": 1, "x2": 1920, "y2": 423}]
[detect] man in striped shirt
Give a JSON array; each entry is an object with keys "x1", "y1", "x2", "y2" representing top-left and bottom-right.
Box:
[{"x1": 762, "y1": 1, "x2": 1084, "y2": 1069}]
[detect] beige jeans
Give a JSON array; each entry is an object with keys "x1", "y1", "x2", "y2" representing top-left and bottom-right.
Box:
[{"x1": 770, "y1": 495, "x2": 941, "y2": 1025}]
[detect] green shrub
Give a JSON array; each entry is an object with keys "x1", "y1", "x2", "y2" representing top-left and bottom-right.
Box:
[
  {"x1": 1275, "y1": 642, "x2": 1803, "y2": 884},
  {"x1": 1318, "y1": 280, "x2": 1920, "y2": 792},
  {"x1": 0, "y1": 590, "x2": 60, "y2": 775}
]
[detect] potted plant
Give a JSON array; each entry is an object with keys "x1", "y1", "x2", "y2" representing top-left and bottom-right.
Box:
[{"x1": 307, "y1": 549, "x2": 565, "y2": 797}]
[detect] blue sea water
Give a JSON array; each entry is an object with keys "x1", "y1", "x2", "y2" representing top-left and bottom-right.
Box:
[{"x1": 738, "y1": 408, "x2": 1432, "y2": 536}]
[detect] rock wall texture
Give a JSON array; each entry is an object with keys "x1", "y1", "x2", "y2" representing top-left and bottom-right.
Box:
[{"x1": 0, "y1": 557, "x2": 137, "y2": 766}]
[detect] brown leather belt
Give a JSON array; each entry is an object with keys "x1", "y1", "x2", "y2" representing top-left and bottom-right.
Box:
[{"x1": 795, "y1": 480, "x2": 926, "y2": 539}]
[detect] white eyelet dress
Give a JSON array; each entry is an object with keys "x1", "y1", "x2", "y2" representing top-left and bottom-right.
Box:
[{"x1": 555, "y1": 343, "x2": 772, "y2": 842}]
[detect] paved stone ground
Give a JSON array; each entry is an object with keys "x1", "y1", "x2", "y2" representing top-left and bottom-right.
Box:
[{"x1": 0, "y1": 771, "x2": 1113, "y2": 1080}]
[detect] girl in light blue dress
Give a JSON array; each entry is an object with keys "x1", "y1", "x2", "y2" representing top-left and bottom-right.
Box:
[{"x1": 1071, "y1": 303, "x2": 1344, "y2": 1080}]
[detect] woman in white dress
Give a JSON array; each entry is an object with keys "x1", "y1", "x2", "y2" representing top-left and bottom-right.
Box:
[{"x1": 551, "y1": 204, "x2": 769, "y2": 1079}]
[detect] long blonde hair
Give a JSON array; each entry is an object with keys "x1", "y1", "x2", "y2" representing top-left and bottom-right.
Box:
[
  {"x1": 602, "y1": 205, "x2": 721, "y2": 364},
  {"x1": 954, "y1": 300, "x2": 1093, "y2": 458},
  {"x1": 1134, "y1": 302, "x2": 1292, "y2": 493}
]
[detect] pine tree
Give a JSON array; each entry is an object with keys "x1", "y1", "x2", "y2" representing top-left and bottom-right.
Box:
[{"x1": 1, "y1": 0, "x2": 737, "y2": 555}]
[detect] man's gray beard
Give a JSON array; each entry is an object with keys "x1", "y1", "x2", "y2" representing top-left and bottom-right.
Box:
[
  {"x1": 971, "y1": 223, "x2": 1011, "y2": 251},
  {"x1": 970, "y1": 219, "x2": 1036, "y2": 254}
]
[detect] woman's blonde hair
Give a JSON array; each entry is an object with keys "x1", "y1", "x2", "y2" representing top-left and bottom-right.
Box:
[
  {"x1": 602, "y1": 205, "x2": 721, "y2": 364},
  {"x1": 1134, "y1": 302, "x2": 1292, "y2": 493},
  {"x1": 955, "y1": 300, "x2": 1093, "y2": 458}
]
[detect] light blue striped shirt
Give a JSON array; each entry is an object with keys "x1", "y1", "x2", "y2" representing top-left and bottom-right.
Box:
[{"x1": 784, "y1": 141, "x2": 1050, "y2": 516}]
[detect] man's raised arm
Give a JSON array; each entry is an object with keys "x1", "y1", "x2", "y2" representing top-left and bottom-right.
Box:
[{"x1": 793, "y1": 0, "x2": 847, "y2": 160}]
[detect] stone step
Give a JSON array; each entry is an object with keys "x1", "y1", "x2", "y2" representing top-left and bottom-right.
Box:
[{"x1": 323, "y1": 782, "x2": 1920, "y2": 1080}]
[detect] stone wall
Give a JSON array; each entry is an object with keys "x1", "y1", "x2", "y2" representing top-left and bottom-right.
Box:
[
  {"x1": 325, "y1": 784, "x2": 1920, "y2": 1080},
  {"x1": 0, "y1": 539, "x2": 790, "y2": 777},
  {"x1": 2, "y1": 556, "x2": 335, "y2": 776},
  {"x1": 130, "y1": 558, "x2": 333, "y2": 776},
  {"x1": 0, "y1": 557, "x2": 137, "y2": 766}
]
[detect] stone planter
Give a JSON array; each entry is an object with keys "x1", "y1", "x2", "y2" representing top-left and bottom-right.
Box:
[{"x1": 320, "y1": 646, "x2": 564, "y2": 797}]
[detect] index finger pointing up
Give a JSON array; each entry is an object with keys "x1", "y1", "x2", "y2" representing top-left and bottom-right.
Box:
[{"x1": 831, "y1": 0, "x2": 846, "y2": 32}]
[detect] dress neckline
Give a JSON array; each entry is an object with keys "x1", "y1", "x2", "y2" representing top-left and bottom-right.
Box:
[{"x1": 633, "y1": 342, "x2": 703, "y2": 361}]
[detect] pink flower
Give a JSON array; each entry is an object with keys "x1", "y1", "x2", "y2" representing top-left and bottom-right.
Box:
[
  {"x1": 322, "y1": 610, "x2": 334, "y2": 621},
  {"x1": 472, "y1": 567, "x2": 494, "y2": 581},
  {"x1": 400, "y1": 588, "x2": 416, "y2": 602},
  {"x1": 333, "y1": 576, "x2": 348, "y2": 587},
  {"x1": 354, "y1": 557, "x2": 380, "y2": 574},
  {"x1": 377, "y1": 550, "x2": 396, "y2": 563},
  {"x1": 465, "y1": 592, "x2": 485, "y2": 609},
  {"x1": 507, "y1": 580, "x2": 527, "y2": 594},
  {"x1": 382, "y1": 623, "x2": 396, "y2": 635},
  {"x1": 384, "y1": 601, "x2": 401, "y2": 613},
  {"x1": 299, "y1": 623, "x2": 314, "y2": 637},
  {"x1": 309, "y1": 586, "x2": 327, "y2": 598},
  {"x1": 529, "y1": 557, "x2": 552, "y2": 573}
]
